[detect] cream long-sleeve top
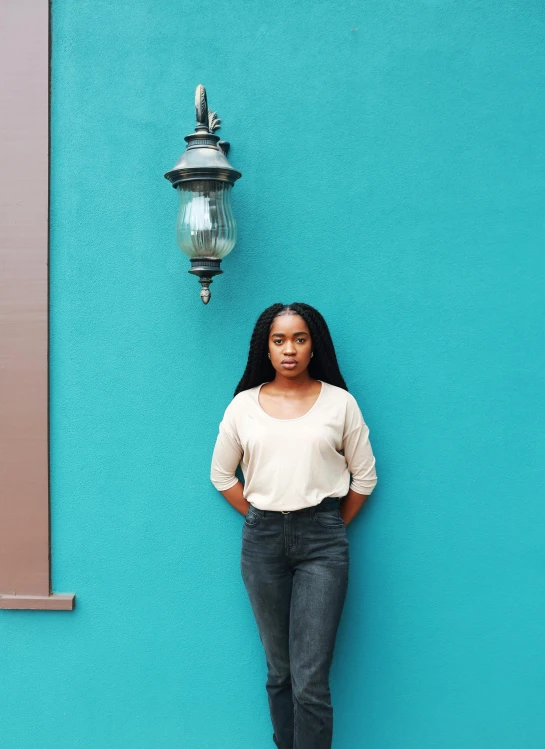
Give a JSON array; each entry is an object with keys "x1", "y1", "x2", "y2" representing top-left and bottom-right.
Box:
[{"x1": 210, "y1": 379, "x2": 378, "y2": 511}]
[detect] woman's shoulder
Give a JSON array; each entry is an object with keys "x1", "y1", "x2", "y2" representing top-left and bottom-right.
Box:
[
  {"x1": 224, "y1": 386, "x2": 259, "y2": 413},
  {"x1": 323, "y1": 381, "x2": 357, "y2": 405},
  {"x1": 323, "y1": 382, "x2": 366, "y2": 423}
]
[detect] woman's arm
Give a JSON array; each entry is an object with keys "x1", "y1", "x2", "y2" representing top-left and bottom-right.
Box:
[
  {"x1": 210, "y1": 405, "x2": 249, "y2": 516},
  {"x1": 340, "y1": 400, "x2": 378, "y2": 526},
  {"x1": 340, "y1": 488, "x2": 370, "y2": 527},
  {"x1": 219, "y1": 481, "x2": 250, "y2": 517}
]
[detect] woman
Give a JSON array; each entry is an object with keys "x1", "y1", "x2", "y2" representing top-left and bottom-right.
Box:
[{"x1": 210, "y1": 302, "x2": 378, "y2": 749}]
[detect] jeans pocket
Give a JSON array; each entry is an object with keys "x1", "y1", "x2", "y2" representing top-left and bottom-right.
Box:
[
  {"x1": 244, "y1": 506, "x2": 261, "y2": 527},
  {"x1": 314, "y1": 508, "x2": 345, "y2": 528}
]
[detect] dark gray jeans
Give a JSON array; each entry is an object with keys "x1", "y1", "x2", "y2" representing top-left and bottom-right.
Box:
[{"x1": 240, "y1": 498, "x2": 349, "y2": 749}]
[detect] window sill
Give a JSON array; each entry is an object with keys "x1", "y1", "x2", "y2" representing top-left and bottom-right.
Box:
[{"x1": 0, "y1": 594, "x2": 75, "y2": 610}]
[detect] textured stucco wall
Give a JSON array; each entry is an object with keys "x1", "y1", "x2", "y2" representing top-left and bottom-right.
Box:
[{"x1": 1, "y1": 1, "x2": 544, "y2": 747}]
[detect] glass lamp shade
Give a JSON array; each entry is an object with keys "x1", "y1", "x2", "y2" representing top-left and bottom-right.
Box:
[{"x1": 175, "y1": 179, "x2": 236, "y2": 260}]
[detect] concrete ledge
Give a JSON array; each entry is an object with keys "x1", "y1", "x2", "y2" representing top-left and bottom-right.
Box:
[{"x1": 0, "y1": 594, "x2": 75, "y2": 610}]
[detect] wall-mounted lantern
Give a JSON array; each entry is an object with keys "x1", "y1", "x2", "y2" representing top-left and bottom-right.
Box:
[{"x1": 165, "y1": 85, "x2": 242, "y2": 304}]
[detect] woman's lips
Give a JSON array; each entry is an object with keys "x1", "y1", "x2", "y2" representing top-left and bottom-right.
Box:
[{"x1": 281, "y1": 361, "x2": 297, "y2": 369}]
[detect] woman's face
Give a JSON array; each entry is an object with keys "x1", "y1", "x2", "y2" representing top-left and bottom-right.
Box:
[{"x1": 268, "y1": 313, "x2": 313, "y2": 378}]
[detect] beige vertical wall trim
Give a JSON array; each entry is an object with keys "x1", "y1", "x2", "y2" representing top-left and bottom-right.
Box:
[{"x1": 0, "y1": 0, "x2": 74, "y2": 610}]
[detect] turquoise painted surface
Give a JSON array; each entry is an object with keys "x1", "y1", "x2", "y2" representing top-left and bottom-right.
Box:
[{"x1": 1, "y1": 1, "x2": 544, "y2": 747}]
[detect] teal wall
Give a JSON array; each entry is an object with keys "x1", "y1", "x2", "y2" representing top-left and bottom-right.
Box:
[{"x1": 2, "y1": 1, "x2": 544, "y2": 747}]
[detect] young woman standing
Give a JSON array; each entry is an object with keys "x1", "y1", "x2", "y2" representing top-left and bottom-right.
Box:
[{"x1": 210, "y1": 302, "x2": 378, "y2": 749}]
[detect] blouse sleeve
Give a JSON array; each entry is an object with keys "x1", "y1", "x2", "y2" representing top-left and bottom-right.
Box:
[
  {"x1": 342, "y1": 395, "x2": 378, "y2": 496},
  {"x1": 210, "y1": 403, "x2": 243, "y2": 492}
]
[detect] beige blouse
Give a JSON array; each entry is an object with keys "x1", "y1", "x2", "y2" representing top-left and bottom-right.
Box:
[{"x1": 210, "y1": 379, "x2": 378, "y2": 512}]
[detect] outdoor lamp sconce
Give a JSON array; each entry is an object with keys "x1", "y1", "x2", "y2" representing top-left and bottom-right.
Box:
[{"x1": 165, "y1": 85, "x2": 242, "y2": 304}]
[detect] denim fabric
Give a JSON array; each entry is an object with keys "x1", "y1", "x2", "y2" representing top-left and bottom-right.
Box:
[{"x1": 240, "y1": 499, "x2": 349, "y2": 749}]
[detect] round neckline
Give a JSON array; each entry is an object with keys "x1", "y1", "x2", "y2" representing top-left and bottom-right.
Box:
[{"x1": 256, "y1": 380, "x2": 325, "y2": 422}]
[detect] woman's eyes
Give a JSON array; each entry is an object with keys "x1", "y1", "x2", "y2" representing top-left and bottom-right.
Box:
[{"x1": 273, "y1": 338, "x2": 307, "y2": 344}]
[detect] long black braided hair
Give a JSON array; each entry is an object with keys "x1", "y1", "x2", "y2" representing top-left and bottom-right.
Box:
[{"x1": 233, "y1": 302, "x2": 348, "y2": 397}]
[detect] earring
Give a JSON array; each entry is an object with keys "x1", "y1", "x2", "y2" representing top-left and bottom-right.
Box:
[
  {"x1": 311, "y1": 352, "x2": 314, "y2": 358},
  {"x1": 267, "y1": 353, "x2": 271, "y2": 359}
]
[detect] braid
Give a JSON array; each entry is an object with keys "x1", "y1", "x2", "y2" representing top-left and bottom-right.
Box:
[
  {"x1": 234, "y1": 302, "x2": 349, "y2": 397},
  {"x1": 286, "y1": 303, "x2": 348, "y2": 391}
]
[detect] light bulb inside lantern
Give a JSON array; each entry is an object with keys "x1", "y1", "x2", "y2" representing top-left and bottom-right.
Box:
[{"x1": 176, "y1": 179, "x2": 236, "y2": 259}]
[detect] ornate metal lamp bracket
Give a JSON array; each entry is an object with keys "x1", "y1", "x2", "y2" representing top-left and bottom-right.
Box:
[{"x1": 195, "y1": 84, "x2": 230, "y2": 155}]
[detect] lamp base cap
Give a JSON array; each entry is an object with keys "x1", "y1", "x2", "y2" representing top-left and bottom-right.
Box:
[{"x1": 187, "y1": 257, "x2": 223, "y2": 278}]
